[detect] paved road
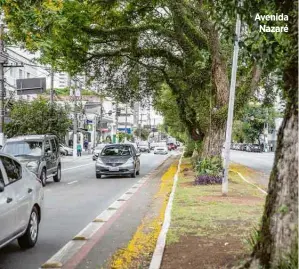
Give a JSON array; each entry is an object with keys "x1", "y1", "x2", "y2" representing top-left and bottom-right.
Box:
[
  {"x1": 0, "y1": 152, "x2": 169, "y2": 269},
  {"x1": 230, "y1": 150, "x2": 275, "y2": 174}
]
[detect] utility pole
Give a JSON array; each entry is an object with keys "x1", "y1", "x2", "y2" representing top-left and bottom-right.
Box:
[
  {"x1": 72, "y1": 79, "x2": 78, "y2": 158},
  {"x1": 222, "y1": 8, "x2": 241, "y2": 195},
  {"x1": 115, "y1": 102, "x2": 119, "y2": 143},
  {"x1": 0, "y1": 19, "x2": 5, "y2": 146},
  {"x1": 50, "y1": 70, "x2": 54, "y2": 104},
  {"x1": 125, "y1": 103, "x2": 128, "y2": 137},
  {"x1": 139, "y1": 112, "x2": 143, "y2": 139},
  {"x1": 99, "y1": 89, "x2": 103, "y2": 142}
]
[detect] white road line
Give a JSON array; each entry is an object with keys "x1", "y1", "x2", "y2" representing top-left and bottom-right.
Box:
[
  {"x1": 68, "y1": 180, "x2": 78, "y2": 185},
  {"x1": 62, "y1": 163, "x2": 93, "y2": 172}
]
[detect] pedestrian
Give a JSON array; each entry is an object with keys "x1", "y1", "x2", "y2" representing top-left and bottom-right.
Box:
[
  {"x1": 77, "y1": 143, "x2": 82, "y2": 157},
  {"x1": 84, "y1": 140, "x2": 88, "y2": 151}
]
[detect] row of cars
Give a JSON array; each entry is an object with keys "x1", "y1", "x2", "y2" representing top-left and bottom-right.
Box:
[
  {"x1": 0, "y1": 134, "x2": 63, "y2": 250},
  {"x1": 231, "y1": 143, "x2": 262, "y2": 152}
]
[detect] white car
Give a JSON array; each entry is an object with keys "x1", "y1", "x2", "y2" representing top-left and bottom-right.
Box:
[
  {"x1": 154, "y1": 146, "x2": 168, "y2": 155},
  {"x1": 0, "y1": 153, "x2": 44, "y2": 249},
  {"x1": 59, "y1": 144, "x2": 73, "y2": 156}
]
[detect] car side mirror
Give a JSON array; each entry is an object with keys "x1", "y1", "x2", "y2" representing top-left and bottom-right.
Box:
[
  {"x1": 95, "y1": 153, "x2": 99, "y2": 157},
  {"x1": 136, "y1": 153, "x2": 141, "y2": 157},
  {"x1": 0, "y1": 181, "x2": 4, "y2": 192},
  {"x1": 46, "y1": 150, "x2": 52, "y2": 156}
]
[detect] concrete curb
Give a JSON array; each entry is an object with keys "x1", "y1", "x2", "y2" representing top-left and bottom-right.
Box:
[
  {"x1": 149, "y1": 152, "x2": 184, "y2": 269},
  {"x1": 40, "y1": 156, "x2": 171, "y2": 269}
]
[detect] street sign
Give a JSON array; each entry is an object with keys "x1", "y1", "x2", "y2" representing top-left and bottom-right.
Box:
[{"x1": 16, "y1": 78, "x2": 46, "y2": 95}]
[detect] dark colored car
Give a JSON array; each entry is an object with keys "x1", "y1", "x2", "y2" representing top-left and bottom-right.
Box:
[
  {"x1": 251, "y1": 144, "x2": 262, "y2": 152},
  {"x1": 167, "y1": 143, "x2": 176, "y2": 151},
  {"x1": 2, "y1": 135, "x2": 61, "y2": 186},
  {"x1": 95, "y1": 144, "x2": 140, "y2": 178}
]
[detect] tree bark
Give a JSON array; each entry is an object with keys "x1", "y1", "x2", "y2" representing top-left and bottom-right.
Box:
[
  {"x1": 201, "y1": 124, "x2": 225, "y2": 158},
  {"x1": 245, "y1": 97, "x2": 298, "y2": 268}
]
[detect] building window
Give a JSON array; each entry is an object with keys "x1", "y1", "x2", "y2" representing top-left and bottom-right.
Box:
[
  {"x1": 27, "y1": 72, "x2": 30, "y2": 78},
  {"x1": 19, "y1": 69, "x2": 23, "y2": 79}
]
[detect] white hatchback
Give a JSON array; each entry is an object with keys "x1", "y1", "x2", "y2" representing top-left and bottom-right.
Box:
[{"x1": 0, "y1": 153, "x2": 44, "y2": 249}]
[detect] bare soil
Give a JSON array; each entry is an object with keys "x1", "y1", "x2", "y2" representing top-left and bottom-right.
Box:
[{"x1": 162, "y1": 235, "x2": 245, "y2": 269}]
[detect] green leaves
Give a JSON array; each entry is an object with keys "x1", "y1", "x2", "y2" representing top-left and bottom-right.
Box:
[{"x1": 5, "y1": 98, "x2": 71, "y2": 141}]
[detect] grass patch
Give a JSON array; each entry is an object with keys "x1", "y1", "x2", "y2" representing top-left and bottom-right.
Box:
[{"x1": 163, "y1": 159, "x2": 265, "y2": 268}]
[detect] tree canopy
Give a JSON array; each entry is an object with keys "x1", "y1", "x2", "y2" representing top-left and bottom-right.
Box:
[
  {"x1": 5, "y1": 98, "x2": 71, "y2": 141},
  {"x1": 1, "y1": 0, "x2": 261, "y2": 157}
]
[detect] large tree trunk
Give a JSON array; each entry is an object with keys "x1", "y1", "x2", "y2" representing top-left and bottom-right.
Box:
[
  {"x1": 201, "y1": 124, "x2": 225, "y2": 158},
  {"x1": 245, "y1": 96, "x2": 298, "y2": 268}
]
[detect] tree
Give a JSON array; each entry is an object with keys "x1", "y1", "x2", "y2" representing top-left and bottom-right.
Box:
[
  {"x1": 5, "y1": 98, "x2": 71, "y2": 141},
  {"x1": 1, "y1": 0, "x2": 261, "y2": 158},
  {"x1": 134, "y1": 128, "x2": 150, "y2": 141},
  {"x1": 212, "y1": 0, "x2": 297, "y2": 267},
  {"x1": 233, "y1": 103, "x2": 276, "y2": 144}
]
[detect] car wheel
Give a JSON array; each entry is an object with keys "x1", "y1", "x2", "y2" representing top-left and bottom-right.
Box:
[
  {"x1": 18, "y1": 207, "x2": 39, "y2": 249},
  {"x1": 136, "y1": 170, "x2": 140, "y2": 175},
  {"x1": 96, "y1": 173, "x2": 102, "y2": 179},
  {"x1": 40, "y1": 169, "x2": 47, "y2": 187},
  {"x1": 65, "y1": 150, "x2": 68, "y2": 156},
  {"x1": 53, "y1": 164, "x2": 61, "y2": 182}
]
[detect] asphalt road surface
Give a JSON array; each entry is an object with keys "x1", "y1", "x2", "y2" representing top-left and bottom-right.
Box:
[
  {"x1": 230, "y1": 150, "x2": 275, "y2": 174},
  {"x1": 0, "y1": 152, "x2": 169, "y2": 269}
]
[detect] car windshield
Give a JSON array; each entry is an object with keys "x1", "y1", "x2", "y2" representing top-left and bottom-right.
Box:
[
  {"x1": 101, "y1": 145, "x2": 132, "y2": 156},
  {"x1": 96, "y1": 145, "x2": 106, "y2": 150},
  {"x1": 3, "y1": 141, "x2": 43, "y2": 157}
]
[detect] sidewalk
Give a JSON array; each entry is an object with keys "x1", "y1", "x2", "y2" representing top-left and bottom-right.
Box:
[{"x1": 160, "y1": 158, "x2": 266, "y2": 269}]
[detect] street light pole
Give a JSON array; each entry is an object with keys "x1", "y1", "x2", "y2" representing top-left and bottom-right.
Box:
[
  {"x1": 72, "y1": 79, "x2": 78, "y2": 158},
  {"x1": 222, "y1": 8, "x2": 241, "y2": 195}
]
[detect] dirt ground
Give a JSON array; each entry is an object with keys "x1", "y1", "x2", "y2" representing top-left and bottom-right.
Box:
[{"x1": 162, "y1": 236, "x2": 246, "y2": 269}]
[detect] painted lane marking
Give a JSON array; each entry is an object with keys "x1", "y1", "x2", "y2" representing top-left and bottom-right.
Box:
[
  {"x1": 62, "y1": 163, "x2": 94, "y2": 172},
  {"x1": 67, "y1": 181, "x2": 78, "y2": 185},
  {"x1": 235, "y1": 171, "x2": 267, "y2": 195}
]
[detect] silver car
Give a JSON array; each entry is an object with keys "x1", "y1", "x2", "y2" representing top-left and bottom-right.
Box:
[
  {"x1": 95, "y1": 144, "x2": 141, "y2": 178},
  {"x1": 0, "y1": 153, "x2": 44, "y2": 249}
]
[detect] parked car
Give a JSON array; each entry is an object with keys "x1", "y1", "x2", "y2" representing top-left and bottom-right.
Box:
[
  {"x1": 0, "y1": 153, "x2": 44, "y2": 249},
  {"x1": 2, "y1": 135, "x2": 62, "y2": 186},
  {"x1": 138, "y1": 141, "x2": 150, "y2": 153},
  {"x1": 154, "y1": 146, "x2": 168, "y2": 155},
  {"x1": 92, "y1": 144, "x2": 107, "y2": 161},
  {"x1": 251, "y1": 144, "x2": 262, "y2": 152},
  {"x1": 59, "y1": 144, "x2": 73, "y2": 156},
  {"x1": 95, "y1": 144, "x2": 140, "y2": 178}
]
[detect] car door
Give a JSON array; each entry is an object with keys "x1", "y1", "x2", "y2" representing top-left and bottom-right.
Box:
[
  {"x1": 1, "y1": 156, "x2": 32, "y2": 232},
  {"x1": 0, "y1": 161, "x2": 16, "y2": 245}
]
